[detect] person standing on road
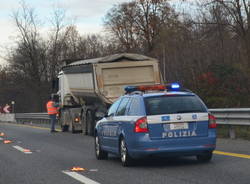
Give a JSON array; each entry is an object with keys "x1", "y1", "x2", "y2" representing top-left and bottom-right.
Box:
[{"x1": 46, "y1": 95, "x2": 59, "y2": 133}]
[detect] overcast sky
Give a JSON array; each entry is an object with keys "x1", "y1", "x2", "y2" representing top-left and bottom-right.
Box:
[{"x1": 0, "y1": 0, "x2": 130, "y2": 65}]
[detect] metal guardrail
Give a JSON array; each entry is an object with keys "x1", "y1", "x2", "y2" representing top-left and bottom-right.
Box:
[
  {"x1": 15, "y1": 113, "x2": 50, "y2": 124},
  {"x1": 209, "y1": 108, "x2": 250, "y2": 126},
  {"x1": 2, "y1": 109, "x2": 249, "y2": 139},
  {"x1": 12, "y1": 108, "x2": 250, "y2": 126}
]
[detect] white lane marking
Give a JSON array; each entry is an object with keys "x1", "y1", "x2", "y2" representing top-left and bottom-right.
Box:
[
  {"x1": 62, "y1": 171, "x2": 100, "y2": 184},
  {"x1": 12, "y1": 145, "x2": 32, "y2": 154},
  {"x1": 89, "y1": 169, "x2": 98, "y2": 172},
  {"x1": 0, "y1": 137, "x2": 3, "y2": 140}
]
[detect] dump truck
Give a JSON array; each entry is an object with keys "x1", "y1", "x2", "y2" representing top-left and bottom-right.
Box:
[{"x1": 56, "y1": 53, "x2": 162, "y2": 135}]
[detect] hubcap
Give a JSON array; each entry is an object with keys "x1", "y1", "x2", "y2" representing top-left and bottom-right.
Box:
[
  {"x1": 120, "y1": 140, "x2": 126, "y2": 162},
  {"x1": 95, "y1": 136, "x2": 100, "y2": 156}
]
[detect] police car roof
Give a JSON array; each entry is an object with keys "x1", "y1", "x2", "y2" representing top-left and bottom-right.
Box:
[
  {"x1": 143, "y1": 91, "x2": 194, "y2": 97},
  {"x1": 125, "y1": 91, "x2": 195, "y2": 98}
]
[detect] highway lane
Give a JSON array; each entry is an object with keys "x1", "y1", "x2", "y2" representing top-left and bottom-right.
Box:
[{"x1": 0, "y1": 122, "x2": 250, "y2": 184}]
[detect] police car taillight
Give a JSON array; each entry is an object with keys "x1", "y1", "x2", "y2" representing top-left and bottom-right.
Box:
[
  {"x1": 208, "y1": 114, "x2": 217, "y2": 128},
  {"x1": 134, "y1": 117, "x2": 149, "y2": 133}
]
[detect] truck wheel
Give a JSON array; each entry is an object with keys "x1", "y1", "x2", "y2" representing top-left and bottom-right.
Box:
[
  {"x1": 86, "y1": 110, "x2": 94, "y2": 136},
  {"x1": 69, "y1": 122, "x2": 77, "y2": 134},
  {"x1": 81, "y1": 113, "x2": 87, "y2": 135},
  {"x1": 61, "y1": 125, "x2": 69, "y2": 132},
  {"x1": 59, "y1": 109, "x2": 69, "y2": 132}
]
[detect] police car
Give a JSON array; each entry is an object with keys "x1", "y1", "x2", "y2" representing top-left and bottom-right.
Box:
[{"x1": 94, "y1": 83, "x2": 216, "y2": 166}]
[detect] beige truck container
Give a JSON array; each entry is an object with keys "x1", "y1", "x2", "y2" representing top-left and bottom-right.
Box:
[{"x1": 57, "y1": 53, "x2": 162, "y2": 134}]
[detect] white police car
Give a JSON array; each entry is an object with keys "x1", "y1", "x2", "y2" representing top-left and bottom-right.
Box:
[{"x1": 94, "y1": 84, "x2": 216, "y2": 166}]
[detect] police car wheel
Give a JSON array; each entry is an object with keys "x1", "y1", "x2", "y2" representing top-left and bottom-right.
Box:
[
  {"x1": 95, "y1": 135, "x2": 108, "y2": 160},
  {"x1": 196, "y1": 152, "x2": 213, "y2": 162},
  {"x1": 120, "y1": 138, "x2": 133, "y2": 167}
]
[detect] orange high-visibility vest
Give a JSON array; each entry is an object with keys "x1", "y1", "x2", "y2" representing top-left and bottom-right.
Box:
[{"x1": 46, "y1": 101, "x2": 58, "y2": 115}]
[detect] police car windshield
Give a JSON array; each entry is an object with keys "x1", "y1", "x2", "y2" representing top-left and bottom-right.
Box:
[{"x1": 144, "y1": 95, "x2": 207, "y2": 115}]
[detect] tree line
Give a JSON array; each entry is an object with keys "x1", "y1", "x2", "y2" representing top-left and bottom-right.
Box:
[{"x1": 0, "y1": 0, "x2": 249, "y2": 112}]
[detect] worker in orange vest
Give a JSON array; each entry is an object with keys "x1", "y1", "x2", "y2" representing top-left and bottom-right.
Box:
[{"x1": 46, "y1": 95, "x2": 59, "y2": 133}]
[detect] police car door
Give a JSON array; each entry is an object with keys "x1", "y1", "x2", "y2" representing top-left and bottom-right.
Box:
[
  {"x1": 100, "y1": 98, "x2": 121, "y2": 151},
  {"x1": 112, "y1": 97, "x2": 131, "y2": 150}
]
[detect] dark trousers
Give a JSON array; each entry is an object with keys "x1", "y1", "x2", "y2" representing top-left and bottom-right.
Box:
[{"x1": 49, "y1": 114, "x2": 57, "y2": 131}]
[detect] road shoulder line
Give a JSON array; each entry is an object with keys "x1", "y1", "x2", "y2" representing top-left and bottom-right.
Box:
[
  {"x1": 214, "y1": 150, "x2": 250, "y2": 159},
  {"x1": 62, "y1": 170, "x2": 100, "y2": 184},
  {"x1": 13, "y1": 145, "x2": 32, "y2": 154}
]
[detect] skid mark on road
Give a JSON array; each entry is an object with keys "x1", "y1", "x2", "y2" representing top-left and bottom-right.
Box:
[
  {"x1": 62, "y1": 170, "x2": 100, "y2": 184},
  {"x1": 214, "y1": 150, "x2": 250, "y2": 159}
]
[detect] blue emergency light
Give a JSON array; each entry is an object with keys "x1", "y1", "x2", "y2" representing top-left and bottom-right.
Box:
[
  {"x1": 124, "y1": 83, "x2": 181, "y2": 93},
  {"x1": 170, "y1": 83, "x2": 180, "y2": 89},
  {"x1": 124, "y1": 86, "x2": 138, "y2": 93}
]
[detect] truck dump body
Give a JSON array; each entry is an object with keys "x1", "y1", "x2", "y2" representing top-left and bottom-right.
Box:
[{"x1": 59, "y1": 53, "x2": 162, "y2": 106}]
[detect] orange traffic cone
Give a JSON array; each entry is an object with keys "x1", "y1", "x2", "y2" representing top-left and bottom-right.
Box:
[
  {"x1": 0, "y1": 132, "x2": 5, "y2": 137},
  {"x1": 71, "y1": 167, "x2": 85, "y2": 172},
  {"x1": 3, "y1": 140, "x2": 12, "y2": 144}
]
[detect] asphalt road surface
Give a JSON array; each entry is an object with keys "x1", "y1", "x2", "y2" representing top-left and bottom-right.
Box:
[{"x1": 0, "y1": 122, "x2": 250, "y2": 184}]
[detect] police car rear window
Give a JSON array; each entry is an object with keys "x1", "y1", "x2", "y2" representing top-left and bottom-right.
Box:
[{"x1": 144, "y1": 95, "x2": 207, "y2": 115}]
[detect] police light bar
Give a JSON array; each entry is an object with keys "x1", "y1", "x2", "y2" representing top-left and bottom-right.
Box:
[
  {"x1": 124, "y1": 83, "x2": 181, "y2": 93},
  {"x1": 166, "y1": 83, "x2": 180, "y2": 91},
  {"x1": 124, "y1": 85, "x2": 165, "y2": 93}
]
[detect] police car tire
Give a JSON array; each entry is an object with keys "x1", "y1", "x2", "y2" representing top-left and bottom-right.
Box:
[
  {"x1": 196, "y1": 152, "x2": 213, "y2": 162},
  {"x1": 120, "y1": 138, "x2": 133, "y2": 167},
  {"x1": 95, "y1": 135, "x2": 108, "y2": 160}
]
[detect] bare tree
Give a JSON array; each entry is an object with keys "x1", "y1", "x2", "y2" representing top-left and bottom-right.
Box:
[
  {"x1": 202, "y1": 0, "x2": 250, "y2": 67},
  {"x1": 104, "y1": 0, "x2": 178, "y2": 53},
  {"x1": 9, "y1": 1, "x2": 49, "y2": 111},
  {"x1": 47, "y1": 7, "x2": 67, "y2": 80}
]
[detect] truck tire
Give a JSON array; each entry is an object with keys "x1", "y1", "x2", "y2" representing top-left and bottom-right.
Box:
[
  {"x1": 61, "y1": 125, "x2": 69, "y2": 132},
  {"x1": 59, "y1": 109, "x2": 69, "y2": 132},
  {"x1": 81, "y1": 112, "x2": 87, "y2": 135},
  {"x1": 86, "y1": 110, "x2": 94, "y2": 136},
  {"x1": 69, "y1": 122, "x2": 77, "y2": 134}
]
